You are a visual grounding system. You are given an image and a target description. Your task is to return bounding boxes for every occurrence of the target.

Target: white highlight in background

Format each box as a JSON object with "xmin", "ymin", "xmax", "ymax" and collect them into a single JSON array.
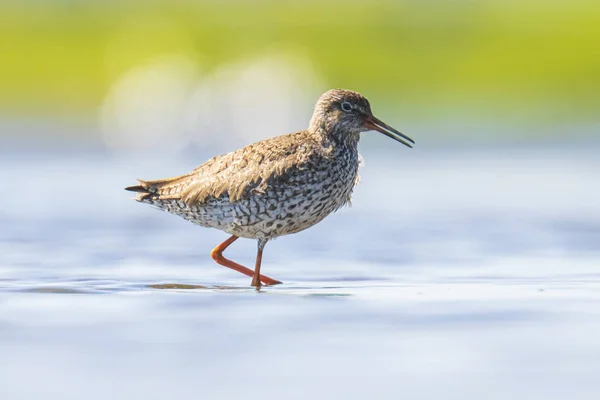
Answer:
[{"xmin": 99, "ymin": 50, "xmax": 323, "ymax": 154}]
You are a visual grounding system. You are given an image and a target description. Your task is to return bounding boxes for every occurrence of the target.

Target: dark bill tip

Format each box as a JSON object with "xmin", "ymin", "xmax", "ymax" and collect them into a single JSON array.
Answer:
[{"xmin": 364, "ymin": 116, "xmax": 414, "ymax": 148}]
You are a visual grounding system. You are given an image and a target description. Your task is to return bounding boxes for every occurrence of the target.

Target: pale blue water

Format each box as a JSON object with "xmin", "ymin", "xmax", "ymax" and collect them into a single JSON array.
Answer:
[{"xmin": 1, "ymin": 145, "xmax": 600, "ymax": 399}]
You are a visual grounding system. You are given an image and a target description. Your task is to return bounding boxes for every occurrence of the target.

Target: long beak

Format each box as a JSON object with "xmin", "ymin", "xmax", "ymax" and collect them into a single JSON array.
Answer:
[{"xmin": 364, "ymin": 115, "xmax": 414, "ymax": 148}]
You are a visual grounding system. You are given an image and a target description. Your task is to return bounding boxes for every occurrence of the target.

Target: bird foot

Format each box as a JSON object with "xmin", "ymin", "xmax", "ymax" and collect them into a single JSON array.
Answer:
[
  {"xmin": 256, "ymin": 277, "xmax": 282, "ymax": 287},
  {"xmin": 251, "ymin": 275, "xmax": 262, "ymax": 289}
]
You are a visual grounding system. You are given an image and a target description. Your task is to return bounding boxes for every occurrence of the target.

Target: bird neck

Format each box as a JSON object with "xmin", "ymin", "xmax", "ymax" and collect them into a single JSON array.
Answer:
[{"xmin": 309, "ymin": 119, "xmax": 360, "ymax": 150}]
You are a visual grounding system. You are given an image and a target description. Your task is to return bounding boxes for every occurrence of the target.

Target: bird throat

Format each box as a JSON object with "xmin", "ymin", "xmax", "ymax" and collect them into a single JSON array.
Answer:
[{"xmin": 312, "ymin": 122, "xmax": 360, "ymax": 151}]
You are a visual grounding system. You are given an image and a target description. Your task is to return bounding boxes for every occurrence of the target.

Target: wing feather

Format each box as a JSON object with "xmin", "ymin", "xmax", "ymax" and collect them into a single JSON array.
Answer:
[{"xmin": 130, "ymin": 130, "xmax": 325, "ymax": 206}]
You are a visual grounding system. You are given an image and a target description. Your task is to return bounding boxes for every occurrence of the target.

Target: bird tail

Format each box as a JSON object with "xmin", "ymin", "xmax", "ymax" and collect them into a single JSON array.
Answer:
[
  {"xmin": 124, "ymin": 184, "xmax": 147, "ymax": 193},
  {"xmin": 125, "ymin": 176, "xmax": 192, "ymax": 202},
  {"xmin": 124, "ymin": 180, "xmax": 155, "ymax": 202}
]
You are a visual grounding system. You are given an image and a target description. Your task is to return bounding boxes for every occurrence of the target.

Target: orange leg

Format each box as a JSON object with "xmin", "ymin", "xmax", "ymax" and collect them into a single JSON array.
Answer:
[
  {"xmin": 251, "ymin": 239, "xmax": 267, "ymax": 288},
  {"xmin": 210, "ymin": 235, "xmax": 281, "ymax": 286}
]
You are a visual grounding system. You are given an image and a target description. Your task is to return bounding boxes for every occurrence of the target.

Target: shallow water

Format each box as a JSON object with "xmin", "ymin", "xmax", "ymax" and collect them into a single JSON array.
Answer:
[{"xmin": 1, "ymin": 145, "xmax": 600, "ymax": 399}]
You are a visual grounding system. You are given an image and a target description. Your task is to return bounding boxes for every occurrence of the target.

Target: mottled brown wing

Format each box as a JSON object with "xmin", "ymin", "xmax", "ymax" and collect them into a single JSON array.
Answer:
[
  {"xmin": 180, "ymin": 131, "xmax": 319, "ymax": 205},
  {"xmin": 130, "ymin": 131, "xmax": 320, "ymax": 206}
]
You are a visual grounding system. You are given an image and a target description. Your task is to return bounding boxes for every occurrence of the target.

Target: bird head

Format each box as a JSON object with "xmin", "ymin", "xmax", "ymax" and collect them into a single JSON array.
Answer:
[{"xmin": 310, "ymin": 89, "xmax": 414, "ymax": 148}]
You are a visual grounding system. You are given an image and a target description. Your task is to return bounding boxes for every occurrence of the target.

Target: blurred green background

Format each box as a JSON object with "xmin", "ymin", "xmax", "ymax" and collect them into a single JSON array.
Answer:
[{"xmin": 1, "ymin": 0, "xmax": 599, "ymax": 144}]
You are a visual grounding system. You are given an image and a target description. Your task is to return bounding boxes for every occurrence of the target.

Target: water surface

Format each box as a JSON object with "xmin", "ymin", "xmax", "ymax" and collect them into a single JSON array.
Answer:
[{"xmin": 1, "ymin": 146, "xmax": 599, "ymax": 399}]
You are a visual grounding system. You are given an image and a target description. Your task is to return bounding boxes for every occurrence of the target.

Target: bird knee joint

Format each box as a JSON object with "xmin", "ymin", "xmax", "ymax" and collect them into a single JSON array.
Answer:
[{"xmin": 210, "ymin": 248, "xmax": 221, "ymax": 261}]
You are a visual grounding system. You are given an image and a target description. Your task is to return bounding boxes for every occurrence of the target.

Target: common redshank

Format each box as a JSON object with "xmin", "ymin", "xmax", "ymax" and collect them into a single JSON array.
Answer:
[{"xmin": 125, "ymin": 89, "xmax": 414, "ymax": 288}]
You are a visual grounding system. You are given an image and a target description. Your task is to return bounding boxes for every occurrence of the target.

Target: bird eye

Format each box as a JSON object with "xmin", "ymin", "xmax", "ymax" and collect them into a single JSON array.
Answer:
[{"xmin": 341, "ymin": 102, "xmax": 353, "ymax": 112}]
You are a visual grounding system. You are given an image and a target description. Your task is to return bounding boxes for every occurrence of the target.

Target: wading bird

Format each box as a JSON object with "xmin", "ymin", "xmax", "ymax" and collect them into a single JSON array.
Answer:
[{"xmin": 126, "ymin": 89, "xmax": 414, "ymax": 288}]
